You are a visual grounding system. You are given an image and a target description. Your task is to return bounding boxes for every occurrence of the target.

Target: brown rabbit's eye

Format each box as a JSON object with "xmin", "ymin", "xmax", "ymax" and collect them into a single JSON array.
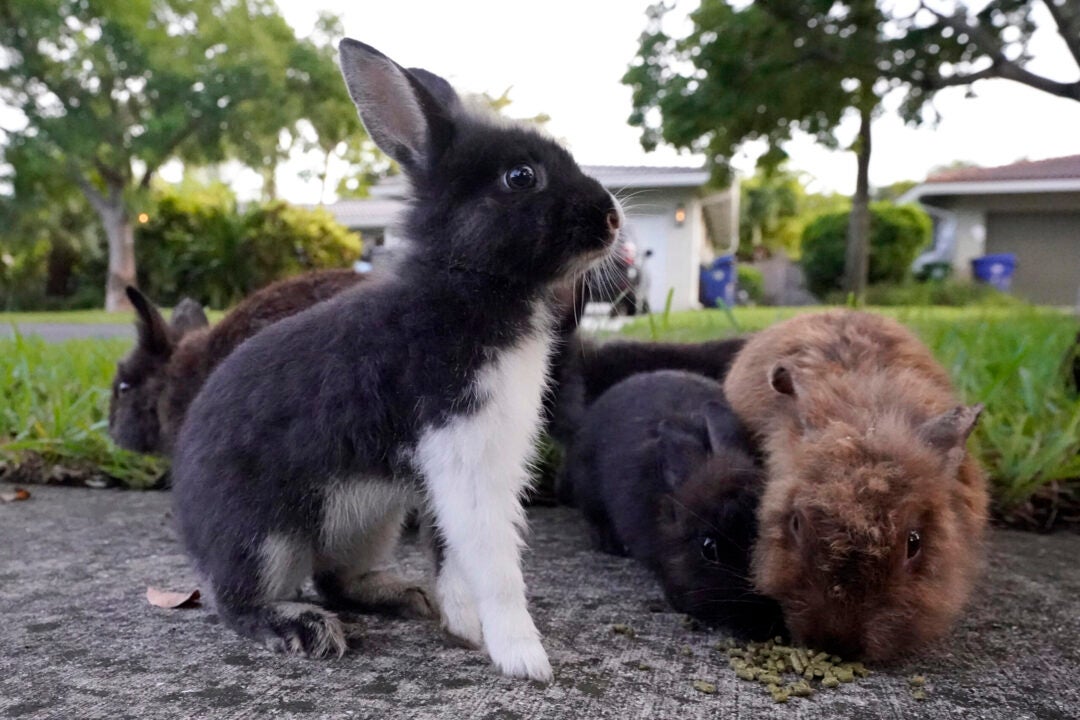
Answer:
[
  {"xmin": 700, "ymin": 536, "xmax": 720, "ymax": 564},
  {"xmin": 907, "ymin": 530, "xmax": 922, "ymax": 559},
  {"xmin": 504, "ymin": 164, "xmax": 536, "ymax": 191}
]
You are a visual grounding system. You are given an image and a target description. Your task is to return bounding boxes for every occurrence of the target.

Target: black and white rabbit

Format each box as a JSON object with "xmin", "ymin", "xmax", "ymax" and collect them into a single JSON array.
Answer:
[
  {"xmin": 563, "ymin": 370, "xmax": 783, "ymax": 638},
  {"xmin": 170, "ymin": 39, "xmax": 622, "ymax": 682}
]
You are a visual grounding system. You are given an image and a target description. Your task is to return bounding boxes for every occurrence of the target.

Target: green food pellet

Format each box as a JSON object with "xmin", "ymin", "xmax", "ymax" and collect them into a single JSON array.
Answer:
[
  {"xmin": 812, "ymin": 651, "xmax": 830, "ymax": 664},
  {"xmin": 909, "ymin": 675, "xmax": 926, "ymax": 687},
  {"xmin": 693, "ymin": 680, "xmax": 717, "ymax": 694},
  {"xmin": 680, "ymin": 645, "xmax": 694, "ymax": 657},
  {"xmin": 822, "ymin": 676, "xmax": 840, "ymax": 689},
  {"xmin": 912, "ymin": 689, "xmax": 927, "ymax": 701},
  {"xmin": 835, "ymin": 667, "xmax": 855, "ymax": 683},
  {"xmin": 757, "ymin": 672, "xmax": 782, "ymax": 685},
  {"xmin": 736, "ymin": 668, "xmax": 757, "ymax": 681},
  {"xmin": 611, "ymin": 624, "xmax": 635, "ymax": 638},
  {"xmin": 637, "ymin": 663, "xmax": 651, "ymax": 671},
  {"xmin": 791, "ymin": 681, "xmax": 814, "ymax": 697},
  {"xmin": 771, "ymin": 690, "xmax": 790, "ymax": 703}
]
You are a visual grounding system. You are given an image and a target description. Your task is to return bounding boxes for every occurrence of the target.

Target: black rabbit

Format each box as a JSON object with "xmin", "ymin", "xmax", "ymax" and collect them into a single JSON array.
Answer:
[
  {"xmin": 563, "ymin": 370, "xmax": 783, "ymax": 638},
  {"xmin": 170, "ymin": 40, "xmax": 622, "ymax": 682}
]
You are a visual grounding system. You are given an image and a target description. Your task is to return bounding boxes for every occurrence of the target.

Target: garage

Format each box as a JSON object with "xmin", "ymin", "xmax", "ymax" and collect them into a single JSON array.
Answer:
[{"xmin": 986, "ymin": 212, "xmax": 1080, "ymax": 306}]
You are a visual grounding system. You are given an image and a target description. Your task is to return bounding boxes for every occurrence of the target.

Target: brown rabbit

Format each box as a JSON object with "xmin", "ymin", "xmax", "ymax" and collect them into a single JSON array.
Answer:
[
  {"xmin": 723, "ymin": 310, "xmax": 988, "ymax": 661},
  {"xmin": 110, "ymin": 268, "xmax": 367, "ymax": 455}
]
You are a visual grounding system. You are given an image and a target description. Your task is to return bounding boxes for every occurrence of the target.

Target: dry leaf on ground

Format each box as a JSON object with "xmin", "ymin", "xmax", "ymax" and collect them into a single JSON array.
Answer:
[
  {"xmin": 146, "ymin": 587, "xmax": 201, "ymax": 609},
  {"xmin": 0, "ymin": 487, "xmax": 31, "ymax": 503}
]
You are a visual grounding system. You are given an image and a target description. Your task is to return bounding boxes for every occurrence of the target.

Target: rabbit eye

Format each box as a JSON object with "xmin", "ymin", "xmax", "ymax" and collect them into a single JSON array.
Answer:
[
  {"xmin": 907, "ymin": 530, "xmax": 922, "ymax": 559},
  {"xmin": 504, "ymin": 164, "xmax": 536, "ymax": 191},
  {"xmin": 789, "ymin": 511, "xmax": 801, "ymax": 540},
  {"xmin": 700, "ymin": 535, "xmax": 720, "ymax": 564},
  {"xmin": 117, "ymin": 381, "xmax": 132, "ymax": 395}
]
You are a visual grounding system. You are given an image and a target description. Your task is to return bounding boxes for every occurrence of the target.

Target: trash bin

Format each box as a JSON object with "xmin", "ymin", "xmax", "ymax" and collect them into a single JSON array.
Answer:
[
  {"xmin": 916, "ymin": 261, "xmax": 953, "ymax": 282},
  {"xmin": 699, "ymin": 255, "xmax": 736, "ymax": 307},
  {"xmin": 970, "ymin": 253, "xmax": 1017, "ymax": 292}
]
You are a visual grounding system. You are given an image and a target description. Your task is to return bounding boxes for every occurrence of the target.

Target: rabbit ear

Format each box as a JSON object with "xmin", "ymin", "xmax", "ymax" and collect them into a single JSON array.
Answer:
[
  {"xmin": 919, "ymin": 404, "xmax": 983, "ymax": 456},
  {"xmin": 338, "ymin": 39, "xmax": 454, "ymax": 172},
  {"xmin": 407, "ymin": 67, "xmax": 460, "ymax": 111},
  {"xmin": 126, "ymin": 286, "xmax": 172, "ymax": 358},
  {"xmin": 769, "ymin": 362, "xmax": 797, "ymax": 397},
  {"xmin": 657, "ymin": 419, "xmax": 708, "ymax": 490},
  {"xmin": 170, "ymin": 298, "xmax": 208, "ymax": 337},
  {"xmin": 702, "ymin": 401, "xmax": 743, "ymax": 454}
]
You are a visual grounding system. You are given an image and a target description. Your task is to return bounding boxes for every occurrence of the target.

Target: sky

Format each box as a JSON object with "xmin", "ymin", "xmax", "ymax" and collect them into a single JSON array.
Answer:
[{"xmin": 7, "ymin": 0, "xmax": 1080, "ymax": 202}]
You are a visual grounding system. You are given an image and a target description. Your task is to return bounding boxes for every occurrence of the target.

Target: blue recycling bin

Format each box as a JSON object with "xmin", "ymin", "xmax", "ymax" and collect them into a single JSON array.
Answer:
[
  {"xmin": 970, "ymin": 253, "xmax": 1017, "ymax": 292},
  {"xmin": 700, "ymin": 254, "xmax": 736, "ymax": 307}
]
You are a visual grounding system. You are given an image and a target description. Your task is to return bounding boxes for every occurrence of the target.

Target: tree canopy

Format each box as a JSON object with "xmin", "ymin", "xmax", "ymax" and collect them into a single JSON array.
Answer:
[
  {"xmin": 0, "ymin": 0, "xmax": 369, "ymax": 309},
  {"xmin": 624, "ymin": 0, "xmax": 1080, "ymax": 299}
]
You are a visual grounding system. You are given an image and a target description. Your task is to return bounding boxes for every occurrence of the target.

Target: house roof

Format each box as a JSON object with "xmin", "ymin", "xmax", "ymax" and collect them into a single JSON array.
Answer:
[
  {"xmin": 581, "ymin": 165, "xmax": 711, "ymax": 189},
  {"xmin": 899, "ymin": 154, "xmax": 1080, "ymax": 204},
  {"xmin": 314, "ymin": 197, "xmax": 404, "ymax": 229},
  {"xmin": 927, "ymin": 155, "xmax": 1080, "ymax": 183},
  {"xmin": 367, "ymin": 164, "xmax": 709, "ymax": 198}
]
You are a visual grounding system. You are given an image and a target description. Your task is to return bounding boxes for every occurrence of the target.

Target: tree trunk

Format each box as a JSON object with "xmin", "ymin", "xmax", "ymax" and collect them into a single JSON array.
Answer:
[
  {"xmin": 100, "ymin": 199, "xmax": 136, "ymax": 312},
  {"xmin": 78, "ymin": 178, "xmax": 136, "ymax": 312},
  {"xmin": 844, "ymin": 104, "xmax": 872, "ymax": 303}
]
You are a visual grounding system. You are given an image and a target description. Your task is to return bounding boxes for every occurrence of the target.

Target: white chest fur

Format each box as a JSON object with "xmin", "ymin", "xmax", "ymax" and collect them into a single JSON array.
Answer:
[
  {"xmin": 411, "ymin": 304, "xmax": 556, "ymax": 681},
  {"xmin": 415, "ymin": 307, "xmax": 554, "ymax": 501}
]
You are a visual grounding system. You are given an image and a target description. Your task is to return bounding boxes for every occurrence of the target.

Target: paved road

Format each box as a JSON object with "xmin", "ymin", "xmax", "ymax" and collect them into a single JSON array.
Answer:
[
  {"xmin": 0, "ymin": 323, "xmax": 132, "ymax": 342},
  {"xmin": 1, "ymin": 484, "xmax": 1077, "ymax": 719}
]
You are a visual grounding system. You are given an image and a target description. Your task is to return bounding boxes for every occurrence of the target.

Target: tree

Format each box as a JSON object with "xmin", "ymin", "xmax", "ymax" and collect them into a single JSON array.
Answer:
[
  {"xmin": 739, "ymin": 166, "xmax": 805, "ymax": 258},
  {"xmin": 624, "ymin": 0, "xmax": 884, "ymax": 300},
  {"xmin": 891, "ymin": 0, "xmax": 1080, "ymax": 117},
  {"xmin": 0, "ymin": 0, "xmax": 323, "ymax": 310},
  {"xmin": 624, "ymin": 0, "xmax": 1080, "ymax": 301}
]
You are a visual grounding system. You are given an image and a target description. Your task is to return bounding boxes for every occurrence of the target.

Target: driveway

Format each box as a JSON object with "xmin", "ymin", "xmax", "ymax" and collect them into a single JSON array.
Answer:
[{"xmin": 1, "ymin": 484, "xmax": 1077, "ymax": 719}]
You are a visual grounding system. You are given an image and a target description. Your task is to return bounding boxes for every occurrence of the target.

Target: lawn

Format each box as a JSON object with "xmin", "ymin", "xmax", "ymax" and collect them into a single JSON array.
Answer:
[
  {"xmin": 0, "ymin": 308, "xmax": 225, "ymax": 325},
  {"xmin": 623, "ymin": 305, "xmax": 1080, "ymax": 529},
  {"xmin": 0, "ymin": 333, "xmax": 165, "ymax": 488},
  {"xmin": 2, "ymin": 305, "xmax": 1078, "ymax": 529}
]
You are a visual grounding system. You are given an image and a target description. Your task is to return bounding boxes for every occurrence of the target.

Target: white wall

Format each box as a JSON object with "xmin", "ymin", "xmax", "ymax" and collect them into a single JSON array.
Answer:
[{"xmin": 623, "ymin": 187, "xmax": 703, "ymax": 311}]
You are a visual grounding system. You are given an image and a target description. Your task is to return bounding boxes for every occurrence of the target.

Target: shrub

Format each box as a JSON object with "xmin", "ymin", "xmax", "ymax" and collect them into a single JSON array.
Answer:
[
  {"xmin": 137, "ymin": 184, "xmax": 361, "ymax": 308},
  {"xmin": 736, "ymin": 265, "xmax": 765, "ymax": 304},
  {"xmin": 800, "ymin": 202, "xmax": 931, "ymax": 297},
  {"xmin": 849, "ymin": 279, "xmax": 1024, "ymax": 307}
]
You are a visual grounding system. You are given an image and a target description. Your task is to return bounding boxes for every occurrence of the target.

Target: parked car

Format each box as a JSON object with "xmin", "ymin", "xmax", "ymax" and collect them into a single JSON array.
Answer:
[{"xmin": 583, "ymin": 235, "xmax": 651, "ymax": 316}]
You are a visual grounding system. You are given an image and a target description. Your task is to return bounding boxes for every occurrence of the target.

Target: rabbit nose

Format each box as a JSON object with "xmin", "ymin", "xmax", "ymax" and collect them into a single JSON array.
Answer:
[{"xmin": 606, "ymin": 210, "xmax": 620, "ymax": 232}]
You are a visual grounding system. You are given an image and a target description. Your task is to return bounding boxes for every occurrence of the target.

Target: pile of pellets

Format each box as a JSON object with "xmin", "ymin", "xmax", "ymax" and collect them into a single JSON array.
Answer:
[{"xmin": 720, "ymin": 638, "xmax": 872, "ymax": 703}]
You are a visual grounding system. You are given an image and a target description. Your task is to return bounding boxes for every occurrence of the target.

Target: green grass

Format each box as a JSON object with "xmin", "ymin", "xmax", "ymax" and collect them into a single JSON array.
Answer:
[
  {"xmin": 622, "ymin": 305, "xmax": 1080, "ymax": 528},
  {"xmin": 2, "ymin": 306, "xmax": 1078, "ymax": 528},
  {"xmin": 0, "ymin": 309, "xmax": 225, "ymax": 324},
  {"xmin": 0, "ymin": 332, "xmax": 164, "ymax": 488}
]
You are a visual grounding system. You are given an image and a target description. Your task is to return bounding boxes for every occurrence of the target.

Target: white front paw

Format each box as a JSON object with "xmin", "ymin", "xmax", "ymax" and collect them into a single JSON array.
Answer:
[
  {"xmin": 441, "ymin": 600, "xmax": 483, "ymax": 649},
  {"xmin": 487, "ymin": 635, "xmax": 553, "ymax": 683},
  {"xmin": 437, "ymin": 573, "xmax": 483, "ymax": 649}
]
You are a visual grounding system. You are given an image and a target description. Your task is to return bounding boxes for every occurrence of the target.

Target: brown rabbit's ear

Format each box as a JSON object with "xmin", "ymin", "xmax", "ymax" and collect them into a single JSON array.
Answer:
[
  {"xmin": 769, "ymin": 362, "xmax": 798, "ymax": 397},
  {"xmin": 918, "ymin": 404, "xmax": 984, "ymax": 466},
  {"xmin": 170, "ymin": 298, "xmax": 209, "ymax": 337},
  {"xmin": 126, "ymin": 286, "xmax": 172, "ymax": 358}
]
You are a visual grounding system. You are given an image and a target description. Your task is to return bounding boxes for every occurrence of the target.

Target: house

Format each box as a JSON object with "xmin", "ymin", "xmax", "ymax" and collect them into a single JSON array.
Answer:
[
  {"xmin": 320, "ymin": 165, "xmax": 735, "ymax": 312},
  {"xmin": 900, "ymin": 155, "xmax": 1080, "ymax": 306}
]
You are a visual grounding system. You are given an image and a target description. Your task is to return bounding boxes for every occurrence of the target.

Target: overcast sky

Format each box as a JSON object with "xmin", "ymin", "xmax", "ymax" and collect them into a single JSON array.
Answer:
[
  {"xmin": 263, "ymin": 0, "xmax": 1080, "ymax": 201},
  {"xmin": 7, "ymin": 0, "xmax": 1080, "ymax": 202}
]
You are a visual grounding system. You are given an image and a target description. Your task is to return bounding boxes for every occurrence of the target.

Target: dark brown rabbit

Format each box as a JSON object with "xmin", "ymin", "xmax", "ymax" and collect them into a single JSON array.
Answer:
[
  {"xmin": 109, "ymin": 269, "xmax": 366, "ymax": 455},
  {"xmin": 723, "ymin": 310, "xmax": 988, "ymax": 661}
]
